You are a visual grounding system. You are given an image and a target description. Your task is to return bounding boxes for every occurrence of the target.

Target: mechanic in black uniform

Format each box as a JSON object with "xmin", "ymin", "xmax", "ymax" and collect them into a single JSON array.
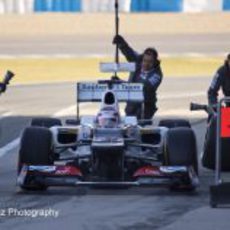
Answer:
[
  {"xmin": 208, "ymin": 53, "xmax": 230, "ymax": 107},
  {"xmin": 113, "ymin": 35, "xmax": 163, "ymax": 119}
]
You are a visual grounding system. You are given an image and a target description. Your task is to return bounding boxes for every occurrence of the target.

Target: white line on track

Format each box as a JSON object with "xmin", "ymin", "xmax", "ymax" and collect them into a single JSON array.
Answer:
[
  {"xmin": 53, "ymin": 105, "xmax": 77, "ymax": 118},
  {"xmin": 159, "ymin": 91, "xmax": 205, "ymax": 99},
  {"xmin": 157, "ymin": 109, "xmax": 205, "ymax": 117},
  {"xmin": 0, "ymin": 138, "xmax": 20, "ymax": 158},
  {"xmin": 0, "ymin": 112, "xmax": 13, "ymax": 120},
  {"xmin": 0, "ymin": 106, "xmax": 78, "ymax": 158},
  {"xmin": 0, "ymin": 112, "xmax": 15, "ymax": 157}
]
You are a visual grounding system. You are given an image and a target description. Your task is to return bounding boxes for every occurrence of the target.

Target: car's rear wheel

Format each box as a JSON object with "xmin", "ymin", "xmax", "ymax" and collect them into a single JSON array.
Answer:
[
  {"xmin": 159, "ymin": 119, "xmax": 191, "ymax": 128},
  {"xmin": 18, "ymin": 127, "xmax": 53, "ymax": 191},
  {"xmin": 31, "ymin": 117, "xmax": 62, "ymax": 128}
]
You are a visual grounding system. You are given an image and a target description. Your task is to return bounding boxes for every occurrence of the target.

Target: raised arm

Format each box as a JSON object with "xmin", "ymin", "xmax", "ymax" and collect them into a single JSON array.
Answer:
[{"xmin": 113, "ymin": 35, "xmax": 139, "ymax": 62}]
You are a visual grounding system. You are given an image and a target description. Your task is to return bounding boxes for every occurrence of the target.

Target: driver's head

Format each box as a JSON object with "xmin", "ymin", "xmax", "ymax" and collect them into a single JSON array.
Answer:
[
  {"xmin": 97, "ymin": 110, "xmax": 118, "ymax": 128},
  {"xmin": 142, "ymin": 48, "xmax": 159, "ymax": 72}
]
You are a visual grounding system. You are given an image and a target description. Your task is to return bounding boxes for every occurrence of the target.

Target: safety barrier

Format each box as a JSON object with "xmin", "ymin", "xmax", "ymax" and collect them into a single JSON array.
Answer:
[
  {"xmin": 34, "ymin": 0, "xmax": 81, "ymax": 12},
  {"xmin": 131, "ymin": 0, "xmax": 183, "ymax": 12},
  {"xmin": 223, "ymin": 0, "xmax": 230, "ymax": 10},
  {"xmin": 0, "ymin": 0, "xmax": 229, "ymax": 14}
]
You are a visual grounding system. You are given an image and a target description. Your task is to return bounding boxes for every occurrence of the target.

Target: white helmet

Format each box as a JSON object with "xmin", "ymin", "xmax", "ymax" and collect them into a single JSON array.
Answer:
[{"xmin": 97, "ymin": 109, "xmax": 119, "ymax": 128}]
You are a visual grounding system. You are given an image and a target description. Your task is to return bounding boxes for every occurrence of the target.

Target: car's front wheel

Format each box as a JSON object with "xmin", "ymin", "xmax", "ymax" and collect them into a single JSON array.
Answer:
[
  {"xmin": 18, "ymin": 127, "xmax": 53, "ymax": 191},
  {"xmin": 164, "ymin": 127, "xmax": 198, "ymax": 173},
  {"xmin": 164, "ymin": 127, "xmax": 198, "ymax": 191}
]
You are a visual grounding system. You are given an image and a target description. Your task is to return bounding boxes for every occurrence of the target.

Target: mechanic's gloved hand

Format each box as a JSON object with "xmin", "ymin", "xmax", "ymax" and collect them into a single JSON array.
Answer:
[
  {"xmin": 4, "ymin": 70, "xmax": 14, "ymax": 85},
  {"xmin": 111, "ymin": 75, "xmax": 121, "ymax": 81},
  {"xmin": 0, "ymin": 83, "xmax": 6, "ymax": 93},
  {"xmin": 112, "ymin": 35, "xmax": 126, "ymax": 46}
]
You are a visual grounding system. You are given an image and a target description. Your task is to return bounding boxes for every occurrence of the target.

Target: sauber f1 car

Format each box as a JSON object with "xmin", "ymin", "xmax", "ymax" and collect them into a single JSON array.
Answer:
[
  {"xmin": 17, "ymin": 80, "xmax": 199, "ymax": 191},
  {"xmin": 17, "ymin": 0, "xmax": 198, "ymax": 192}
]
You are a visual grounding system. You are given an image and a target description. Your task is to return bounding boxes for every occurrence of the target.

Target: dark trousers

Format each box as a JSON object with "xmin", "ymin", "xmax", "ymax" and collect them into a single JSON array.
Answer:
[{"xmin": 125, "ymin": 102, "xmax": 157, "ymax": 119}]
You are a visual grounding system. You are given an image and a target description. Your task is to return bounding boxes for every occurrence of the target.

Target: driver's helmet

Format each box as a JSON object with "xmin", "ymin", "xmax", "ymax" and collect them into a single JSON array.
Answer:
[{"xmin": 97, "ymin": 108, "xmax": 119, "ymax": 128}]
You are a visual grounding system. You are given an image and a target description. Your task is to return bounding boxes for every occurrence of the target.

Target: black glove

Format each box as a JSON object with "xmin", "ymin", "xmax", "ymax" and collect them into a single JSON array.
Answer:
[
  {"xmin": 111, "ymin": 75, "xmax": 120, "ymax": 81},
  {"xmin": 111, "ymin": 76, "xmax": 125, "ymax": 83},
  {"xmin": 4, "ymin": 70, "xmax": 14, "ymax": 85},
  {"xmin": 0, "ymin": 83, "xmax": 6, "ymax": 93},
  {"xmin": 112, "ymin": 35, "xmax": 126, "ymax": 46}
]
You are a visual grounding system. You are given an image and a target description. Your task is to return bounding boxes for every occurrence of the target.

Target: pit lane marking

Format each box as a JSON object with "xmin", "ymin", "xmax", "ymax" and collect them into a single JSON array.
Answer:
[
  {"xmin": 53, "ymin": 105, "xmax": 77, "ymax": 117},
  {"xmin": 0, "ymin": 112, "xmax": 13, "ymax": 120},
  {"xmin": 157, "ymin": 109, "xmax": 205, "ymax": 117},
  {"xmin": 159, "ymin": 91, "xmax": 205, "ymax": 99},
  {"xmin": 0, "ymin": 106, "xmax": 78, "ymax": 158},
  {"xmin": 0, "ymin": 138, "xmax": 20, "ymax": 158}
]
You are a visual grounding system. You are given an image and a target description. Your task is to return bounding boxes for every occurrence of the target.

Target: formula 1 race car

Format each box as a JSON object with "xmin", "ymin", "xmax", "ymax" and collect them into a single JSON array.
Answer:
[{"xmin": 17, "ymin": 80, "xmax": 199, "ymax": 191}]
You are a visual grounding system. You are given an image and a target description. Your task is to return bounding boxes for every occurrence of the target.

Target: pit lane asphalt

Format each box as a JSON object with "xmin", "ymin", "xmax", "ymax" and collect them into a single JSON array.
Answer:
[{"xmin": 0, "ymin": 77, "xmax": 226, "ymax": 230}]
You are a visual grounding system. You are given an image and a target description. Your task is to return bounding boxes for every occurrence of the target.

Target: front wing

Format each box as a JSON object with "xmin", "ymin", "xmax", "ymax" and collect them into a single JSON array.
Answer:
[{"xmin": 17, "ymin": 165, "xmax": 199, "ymax": 190}]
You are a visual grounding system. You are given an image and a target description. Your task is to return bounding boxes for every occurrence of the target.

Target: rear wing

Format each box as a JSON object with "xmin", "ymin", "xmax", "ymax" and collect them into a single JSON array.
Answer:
[
  {"xmin": 100, "ymin": 62, "xmax": 136, "ymax": 73},
  {"xmin": 76, "ymin": 82, "xmax": 144, "ymax": 118}
]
